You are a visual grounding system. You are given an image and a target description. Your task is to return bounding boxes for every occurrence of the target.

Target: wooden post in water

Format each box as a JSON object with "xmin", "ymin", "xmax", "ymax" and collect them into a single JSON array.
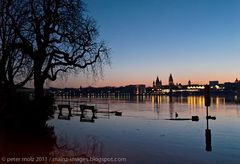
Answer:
[
  {"xmin": 204, "ymin": 85, "xmax": 212, "ymax": 151},
  {"xmin": 108, "ymin": 103, "xmax": 110, "ymax": 119}
]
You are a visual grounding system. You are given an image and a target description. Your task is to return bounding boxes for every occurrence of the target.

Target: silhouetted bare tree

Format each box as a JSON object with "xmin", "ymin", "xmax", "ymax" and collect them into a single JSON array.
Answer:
[
  {"xmin": 0, "ymin": 0, "xmax": 33, "ymax": 89},
  {"xmin": 5, "ymin": 0, "xmax": 110, "ymax": 99}
]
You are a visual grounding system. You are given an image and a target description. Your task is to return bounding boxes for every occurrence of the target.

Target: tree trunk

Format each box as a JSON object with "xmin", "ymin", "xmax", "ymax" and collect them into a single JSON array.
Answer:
[
  {"xmin": 0, "ymin": 52, "xmax": 8, "ymax": 86},
  {"xmin": 34, "ymin": 77, "xmax": 44, "ymax": 100},
  {"xmin": 34, "ymin": 60, "xmax": 44, "ymax": 100}
]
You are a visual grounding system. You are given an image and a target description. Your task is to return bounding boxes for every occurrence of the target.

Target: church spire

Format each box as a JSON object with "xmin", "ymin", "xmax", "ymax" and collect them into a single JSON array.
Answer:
[
  {"xmin": 169, "ymin": 73, "xmax": 174, "ymax": 86},
  {"xmin": 156, "ymin": 76, "xmax": 160, "ymax": 84}
]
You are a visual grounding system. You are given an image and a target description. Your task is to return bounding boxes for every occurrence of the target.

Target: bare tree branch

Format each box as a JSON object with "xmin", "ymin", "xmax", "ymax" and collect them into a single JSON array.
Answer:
[{"xmin": 1, "ymin": 0, "xmax": 110, "ymax": 98}]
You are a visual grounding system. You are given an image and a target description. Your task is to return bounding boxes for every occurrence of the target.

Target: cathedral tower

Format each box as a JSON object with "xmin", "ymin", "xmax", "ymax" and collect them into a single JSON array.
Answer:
[{"xmin": 169, "ymin": 74, "xmax": 174, "ymax": 86}]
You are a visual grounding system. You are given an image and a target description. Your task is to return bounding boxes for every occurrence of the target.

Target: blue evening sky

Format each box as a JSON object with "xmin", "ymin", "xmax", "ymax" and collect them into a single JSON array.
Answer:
[{"xmin": 51, "ymin": 0, "xmax": 240, "ymax": 88}]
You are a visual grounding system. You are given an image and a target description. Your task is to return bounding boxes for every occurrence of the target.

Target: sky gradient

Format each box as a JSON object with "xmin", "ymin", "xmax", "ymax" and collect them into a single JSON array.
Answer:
[{"xmin": 50, "ymin": 0, "xmax": 240, "ymax": 88}]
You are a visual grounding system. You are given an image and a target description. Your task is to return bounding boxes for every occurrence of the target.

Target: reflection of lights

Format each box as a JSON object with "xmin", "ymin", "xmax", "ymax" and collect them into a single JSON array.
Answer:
[
  {"xmin": 149, "ymin": 96, "xmax": 226, "ymax": 109},
  {"xmin": 187, "ymin": 96, "xmax": 204, "ymax": 108},
  {"xmin": 199, "ymin": 96, "xmax": 204, "ymax": 107},
  {"xmin": 216, "ymin": 97, "xmax": 219, "ymax": 107},
  {"xmin": 151, "ymin": 96, "xmax": 155, "ymax": 104},
  {"xmin": 150, "ymin": 95, "xmax": 163, "ymax": 105}
]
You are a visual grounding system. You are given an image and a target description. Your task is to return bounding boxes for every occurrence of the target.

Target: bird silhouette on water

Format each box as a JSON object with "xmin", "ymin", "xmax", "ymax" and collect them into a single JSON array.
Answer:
[{"xmin": 175, "ymin": 112, "xmax": 178, "ymax": 118}]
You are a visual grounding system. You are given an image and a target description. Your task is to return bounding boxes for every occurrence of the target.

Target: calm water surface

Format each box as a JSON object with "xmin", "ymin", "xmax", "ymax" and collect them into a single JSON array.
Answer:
[
  {"xmin": 47, "ymin": 96, "xmax": 240, "ymax": 163},
  {"xmin": 1, "ymin": 96, "xmax": 240, "ymax": 163}
]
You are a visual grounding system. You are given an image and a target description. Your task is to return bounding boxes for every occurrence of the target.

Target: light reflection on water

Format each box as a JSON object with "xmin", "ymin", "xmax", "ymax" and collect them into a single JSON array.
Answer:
[
  {"xmin": 1, "ymin": 95, "xmax": 240, "ymax": 163},
  {"xmin": 47, "ymin": 96, "xmax": 240, "ymax": 163}
]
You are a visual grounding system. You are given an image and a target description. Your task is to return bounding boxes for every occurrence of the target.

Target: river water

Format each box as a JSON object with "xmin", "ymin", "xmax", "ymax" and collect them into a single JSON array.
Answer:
[
  {"xmin": 47, "ymin": 96, "xmax": 240, "ymax": 163},
  {"xmin": 1, "ymin": 95, "xmax": 240, "ymax": 163}
]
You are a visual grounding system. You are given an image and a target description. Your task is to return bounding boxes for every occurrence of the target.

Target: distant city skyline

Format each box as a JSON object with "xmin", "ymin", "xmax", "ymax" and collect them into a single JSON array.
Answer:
[
  {"xmin": 48, "ymin": 72, "xmax": 240, "ymax": 88},
  {"xmin": 49, "ymin": 0, "xmax": 240, "ymax": 88}
]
